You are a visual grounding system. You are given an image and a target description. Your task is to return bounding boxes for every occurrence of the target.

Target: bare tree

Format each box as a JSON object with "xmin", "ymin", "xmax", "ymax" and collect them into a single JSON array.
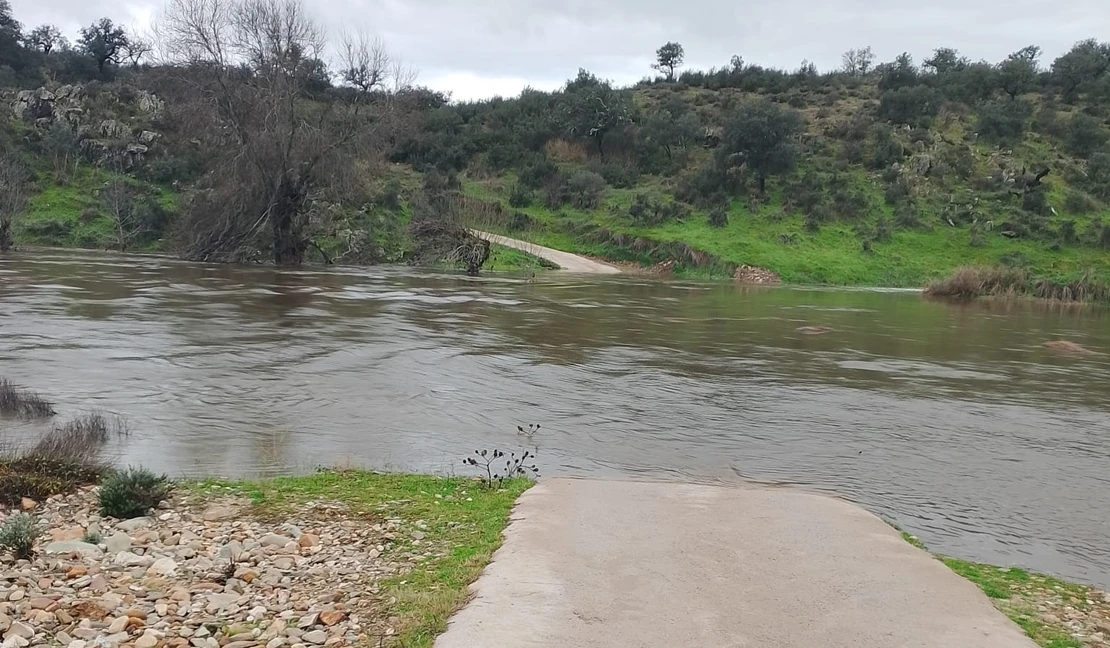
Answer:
[
  {"xmin": 124, "ymin": 25, "xmax": 154, "ymax": 67},
  {"xmin": 156, "ymin": 0, "xmax": 396, "ymax": 265},
  {"xmin": 100, "ymin": 178, "xmax": 146, "ymax": 251},
  {"xmin": 0, "ymin": 156, "xmax": 29, "ymax": 252},
  {"xmin": 842, "ymin": 47, "xmax": 875, "ymax": 76}
]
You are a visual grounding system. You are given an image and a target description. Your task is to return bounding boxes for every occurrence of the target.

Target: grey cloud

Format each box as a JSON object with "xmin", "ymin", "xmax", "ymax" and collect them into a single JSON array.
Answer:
[{"xmin": 10, "ymin": 0, "xmax": 1110, "ymax": 100}]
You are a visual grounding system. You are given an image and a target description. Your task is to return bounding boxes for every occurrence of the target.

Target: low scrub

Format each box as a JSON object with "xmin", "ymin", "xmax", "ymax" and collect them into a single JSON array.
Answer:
[
  {"xmin": 99, "ymin": 468, "xmax": 172, "ymax": 519},
  {"xmin": 0, "ymin": 512, "xmax": 41, "ymax": 560},
  {"xmin": 0, "ymin": 378, "xmax": 55, "ymax": 418}
]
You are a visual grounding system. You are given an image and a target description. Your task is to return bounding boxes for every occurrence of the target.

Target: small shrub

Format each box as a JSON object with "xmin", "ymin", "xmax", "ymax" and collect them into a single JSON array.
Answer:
[
  {"xmin": 627, "ymin": 194, "xmax": 691, "ymax": 226},
  {"xmin": 595, "ymin": 161, "xmax": 640, "ymax": 189},
  {"xmin": 99, "ymin": 468, "xmax": 171, "ymax": 519},
  {"xmin": 874, "ymin": 217, "xmax": 893, "ymax": 243},
  {"xmin": 83, "ymin": 529, "xmax": 102, "ymax": 544},
  {"xmin": 0, "ymin": 379, "xmax": 55, "ymax": 418},
  {"xmin": 924, "ymin": 266, "xmax": 1028, "ymax": 299},
  {"xmin": 708, "ymin": 204, "xmax": 729, "ymax": 228},
  {"xmin": 31, "ymin": 412, "xmax": 128, "ymax": 464},
  {"xmin": 0, "ymin": 513, "xmax": 41, "ymax": 560},
  {"xmin": 1064, "ymin": 189, "xmax": 1098, "ymax": 214},
  {"xmin": 562, "ymin": 171, "xmax": 607, "ymax": 209},
  {"xmin": 517, "ymin": 156, "xmax": 558, "ymax": 190},
  {"xmin": 507, "ymin": 183, "xmax": 531, "ymax": 208},
  {"xmin": 507, "ymin": 211, "xmax": 534, "ymax": 231}
]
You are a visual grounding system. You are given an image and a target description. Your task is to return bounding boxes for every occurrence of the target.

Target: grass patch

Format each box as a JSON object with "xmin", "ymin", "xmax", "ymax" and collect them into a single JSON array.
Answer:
[
  {"xmin": 484, "ymin": 244, "xmax": 558, "ymax": 273},
  {"xmin": 899, "ymin": 534, "xmax": 1100, "ymax": 648},
  {"xmin": 926, "ymin": 266, "xmax": 1110, "ymax": 303},
  {"xmin": 195, "ymin": 470, "xmax": 530, "ymax": 648}
]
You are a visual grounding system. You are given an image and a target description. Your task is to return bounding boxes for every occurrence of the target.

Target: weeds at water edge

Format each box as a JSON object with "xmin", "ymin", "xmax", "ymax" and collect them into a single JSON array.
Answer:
[{"xmin": 0, "ymin": 378, "xmax": 55, "ymax": 418}]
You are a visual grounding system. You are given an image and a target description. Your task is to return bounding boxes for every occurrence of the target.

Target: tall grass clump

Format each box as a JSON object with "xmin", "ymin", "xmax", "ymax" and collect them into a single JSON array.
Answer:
[
  {"xmin": 0, "ymin": 411, "xmax": 126, "ymax": 505},
  {"xmin": 924, "ymin": 266, "xmax": 1029, "ymax": 299},
  {"xmin": 0, "ymin": 378, "xmax": 55, "ymax": 418},
  {"xmin": 926, "ymin": 266, "xmax": 1110, "ymax": 303}
]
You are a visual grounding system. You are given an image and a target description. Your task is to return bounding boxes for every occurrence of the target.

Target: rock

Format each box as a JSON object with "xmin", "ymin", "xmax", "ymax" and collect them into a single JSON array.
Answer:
[
  {"xmin": 66, "ymin": 565, "xmax": 88, "ymax": 579},
  {"xmin": 135, "ymin": 632, "xmax": 160, "ymax": 648},
  {"xmin": 411, "ymin": 531, "xmax": 424, "ymax": 540},
  {"xmin": 318, "ymin": 612, "xmax": 344, "ymax": 627},
  {"xmin": 169, "ymin": 588, "xmax": 190, "ymax": 602},
  {"xmin": 115, "ymin": 551, "xmax": 154, "ymax": 567},
  {"xmin": 296, "ymin": 613, "xmax": 319, "ymax": 629},
  {"xmin": 43, "ymin": 541, "xmax": 103, "ymax": 558},
  {"xmin": 105, "ymin": 532, "xmax": 132, "ymax": 554},
  {"xmin": 280, "ymin": 524, "xmax": 302, "ymax": 539},
  {"xmin": 272, "ymin": 557, "xmax": 295, "ymax": 570},
  {"xmin": 56, "ymin": 610, "xmax": 73, "ymax": 624},
  {"xmin": 68, "ymin": 641, "xmax": 87, "ymax": 648},
  {"xmin": 296, "ymin": 535, "xmax": 318, "ymax": 549},
  {"xmin": 224, "ymin": 642, "xmax": 257, "ymax": 648},
  {"xmin": 117, "ymin": 517, "xmax": 152, "ymax": 532},
  {"xmin": 147, "ymin": 558, "xmax": 177, "ymax": 577},
  {"xmin": 5, "ymin": 622, "xmax": 33, "ymax": 639},
  {"xmin": 218, "ymin": 541, "xmax": 243, "ymax": 562},
  {"xmin": 0, "ymin": 615, "xmax": 9, "ymax": 633},
  {"xmin": 206, "ymin": 593, "xmax": 239, "ymax": 611},
  {"xmin": 19, "ymin": 498, "xmax": 36, "ymax": 511},
  {"xmin": 265, "ymin": 639, "xmax": 285, "ymax": 648},
  {"xmin": 7, "ymin": 591, "xmax": 24, "ymax": 603},
  {"xmin": 107, "ymin": 617, "xmax": 130, "ymax": 634},
  {"xmin": 261, "ymin": 534, "xmax": 289, "ymax": 548},
  {"xmin": 28, "ymin": 597, "xmax": 54, "ymax": 610},
  {"xmin": 69, "ymin": 601, "xmax": 110, "ymax": 621},
  {"xmin": 2, "ymin": 635, "xmax": 27, "ymax": 648},
  {"xmin": 123, "ymin": 608, "xmax": 148, "ymax": 620},
  {"xmin": 138, "ymin": 131, "xmax": 160, "ymax": 145},
  {"xmin": 300, "ymin": 632, "xmax": 326, "ymax": 646}
]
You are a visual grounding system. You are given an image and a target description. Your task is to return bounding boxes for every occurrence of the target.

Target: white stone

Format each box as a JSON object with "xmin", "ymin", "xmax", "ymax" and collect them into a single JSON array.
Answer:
[
  {"xmin": 300, "ymin": 631, "xmax": 326, "ymax": 646},
  {"xmin": 43, "ymin": 541, "xmax": 103, "ymax": 557},
  {"xmin": 114, "ymin": 552, "xmax": 153, "ymax": 568},
  {"xmin": 104, "ymin": 532, "xmax": 131, "ymax": 554},
  {"xmin": 260, "ymin": 534, "xmax": 289, "ymax": 548},
  {"xmin": 147, "ymin": 558, "xmax": 177, "ymax": 576},
  {"xmin": 117, "ymin": 517, "xmax": 152, "ymax": 531}
]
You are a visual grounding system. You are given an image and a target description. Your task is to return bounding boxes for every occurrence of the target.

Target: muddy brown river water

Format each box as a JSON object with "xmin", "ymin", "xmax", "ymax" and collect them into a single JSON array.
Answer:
[{"xmin": 2, "ymin": 250, "xmax": 1110, "ymax": 586}]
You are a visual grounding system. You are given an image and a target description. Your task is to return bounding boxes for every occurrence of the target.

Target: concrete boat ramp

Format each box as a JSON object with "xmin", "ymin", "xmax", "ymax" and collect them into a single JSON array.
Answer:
[{"xmin": 435, "ymin": 478, "xmax": 1034, "ymax": 648}]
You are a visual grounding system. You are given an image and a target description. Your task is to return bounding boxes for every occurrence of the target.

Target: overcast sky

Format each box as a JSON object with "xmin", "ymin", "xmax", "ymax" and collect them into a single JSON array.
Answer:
[{"xmin": 9, "ymin": 0, "xmax": 1109, "ymax": 100}]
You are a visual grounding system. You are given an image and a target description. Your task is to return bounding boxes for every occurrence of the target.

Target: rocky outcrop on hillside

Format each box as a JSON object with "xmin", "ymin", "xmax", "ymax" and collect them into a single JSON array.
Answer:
[{"xmin": 5, "ymin": 85, "xmax": 163, "ymax": 170}]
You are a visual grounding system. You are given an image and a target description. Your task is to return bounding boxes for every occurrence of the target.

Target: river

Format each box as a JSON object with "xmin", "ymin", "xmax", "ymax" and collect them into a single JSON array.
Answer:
[{"xmin": 2, "ymin": 249, "xmax": 1109, "ymax": 586}]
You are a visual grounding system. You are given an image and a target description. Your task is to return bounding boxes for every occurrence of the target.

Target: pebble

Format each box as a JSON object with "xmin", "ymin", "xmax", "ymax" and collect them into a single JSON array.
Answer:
[
  {"xmin": 117, "ymin": 517, "xmax": 153, "ymax": 532},
  {"xmin": 6, "ymin": 622, "xmax": 33, "ymax": 639},
  {"xmin": 300, "ymin": 631, "xmax": 326, "ymax": 645}
]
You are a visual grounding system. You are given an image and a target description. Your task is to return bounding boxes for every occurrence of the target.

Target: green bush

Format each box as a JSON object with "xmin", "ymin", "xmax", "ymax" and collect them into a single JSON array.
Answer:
[
  {"xmin": 507, "ymin": 183, "xmax": 531, "ymax": 208},
  {"xmin": 976, "ymin": 99, "xmax": 1032, "ymax": 143},
  {"xmin": 595, "ymin": 161, "xmax": 640, "ymax": 189},
  {"xmin": 562, "ymin": 171, "xmax": 607, "ymax": 209},
  {"xmin": 878, "ymin": 86, "xmax": 942, "ymax": 126},
  {"xmin": 99, "ymin": 468, "xmax": 171, "ymax": 519},
  {"xmin": 0, "ymin": 513, "xmax": 41, "ymax": 560},
  {"xmin": 708, "ymin": 204, "xmax": 728, "ymax": 228},
  {"xmin": 1065, "ymin": 114, "xmax": 1109, "ymax": 159},
  {"xmin": 1064, "ymin": 189, "xmax": 1098, "ymax": 214}
]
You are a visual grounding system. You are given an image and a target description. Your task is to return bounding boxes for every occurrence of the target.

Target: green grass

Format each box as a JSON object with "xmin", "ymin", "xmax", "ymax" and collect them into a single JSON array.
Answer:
[
  {"xmin": 16, "ymin": 165, "xmax": 179, "ymax": 251},
  {"xmin": 485, "ymin": 244, "xmax": 558, "ymax": 273},
  {"xmin": 899, "ymin": 533, "xmax": 1094, "ymax": 648},
  {"xmin": 190, "ymin": 470, "xmax": 531, "ymax": 648}
]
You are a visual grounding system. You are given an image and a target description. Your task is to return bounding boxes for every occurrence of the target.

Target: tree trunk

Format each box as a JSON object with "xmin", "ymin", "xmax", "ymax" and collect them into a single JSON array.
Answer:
[
  {"xmin": 595, "ymin": 134, "xmax": 605, "ymax": 161},
  {"xmin": 270, "ymin": 176, "xmax": 308, "ymax": 266},
  {"xmin": 0, "ymin": 220, "xmax": 11, "ymax": 252},
  {"xmin": 758, "ymin": 174, "xmax": 767, "ymax": 196}
]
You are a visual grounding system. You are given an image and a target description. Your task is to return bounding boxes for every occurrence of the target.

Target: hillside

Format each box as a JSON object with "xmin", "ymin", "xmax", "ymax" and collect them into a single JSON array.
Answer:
[{"xmin": 1, "ymin": 1, "xmax": 1109, "ymax": 289}]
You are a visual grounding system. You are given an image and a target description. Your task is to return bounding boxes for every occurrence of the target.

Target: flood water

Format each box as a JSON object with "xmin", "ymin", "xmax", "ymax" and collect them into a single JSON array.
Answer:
[{"xmin": 2, "ymin": 249, "xmax": 1110, "ymax": 585}]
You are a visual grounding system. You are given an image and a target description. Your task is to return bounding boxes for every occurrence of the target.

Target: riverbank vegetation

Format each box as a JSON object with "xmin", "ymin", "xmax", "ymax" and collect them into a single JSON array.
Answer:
[
  {"xmin": 925, "ymin": 266, "xmax": 1110, "ymax": 302},
  {"xmin": 903, "ymin": 533, "xmax": 1110, "ymax": 648},
  {"xmin": 1, "ymin": 3, "xmax": 1109, "ymax": 283}
]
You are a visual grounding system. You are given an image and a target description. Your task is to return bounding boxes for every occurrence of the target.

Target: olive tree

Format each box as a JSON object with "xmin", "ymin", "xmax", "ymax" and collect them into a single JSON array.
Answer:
[
  {"xmin": 1052, "ymin": 39, "xmax": 1110, "ymax": 101},
  {"xmin": 78, "ymin": 18, "xmax": 129, "ymax": 73},
  {"xmin": 652, "ymin": 41, "xmax": 684, "ymax": 81},
  {"xmin": 560, "ymin": 69, "xmax": 632, "ymax": 160},
  {"xmin": 717, "ymin": 98, "xmax": 804, "ymax": 195},
  {"xmin": 25, "ymin": 24, "xmax": 66, "ymax": 54},
  {"xmin": 997, "ymin": 45, "xmax": 1041, "ymax": 99}
]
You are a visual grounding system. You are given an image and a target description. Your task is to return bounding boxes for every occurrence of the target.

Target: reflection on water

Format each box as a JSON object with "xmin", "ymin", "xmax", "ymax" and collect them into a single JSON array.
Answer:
[{"xmin": 2, "ymin": 250, "xmax": 1110, "ymax": 586}]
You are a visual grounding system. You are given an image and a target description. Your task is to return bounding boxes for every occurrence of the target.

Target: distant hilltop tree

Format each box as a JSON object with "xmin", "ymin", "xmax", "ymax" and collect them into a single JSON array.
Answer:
[{"xmin": 653, "ymin": 42, "xmax": 685, "ymax": 81}]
